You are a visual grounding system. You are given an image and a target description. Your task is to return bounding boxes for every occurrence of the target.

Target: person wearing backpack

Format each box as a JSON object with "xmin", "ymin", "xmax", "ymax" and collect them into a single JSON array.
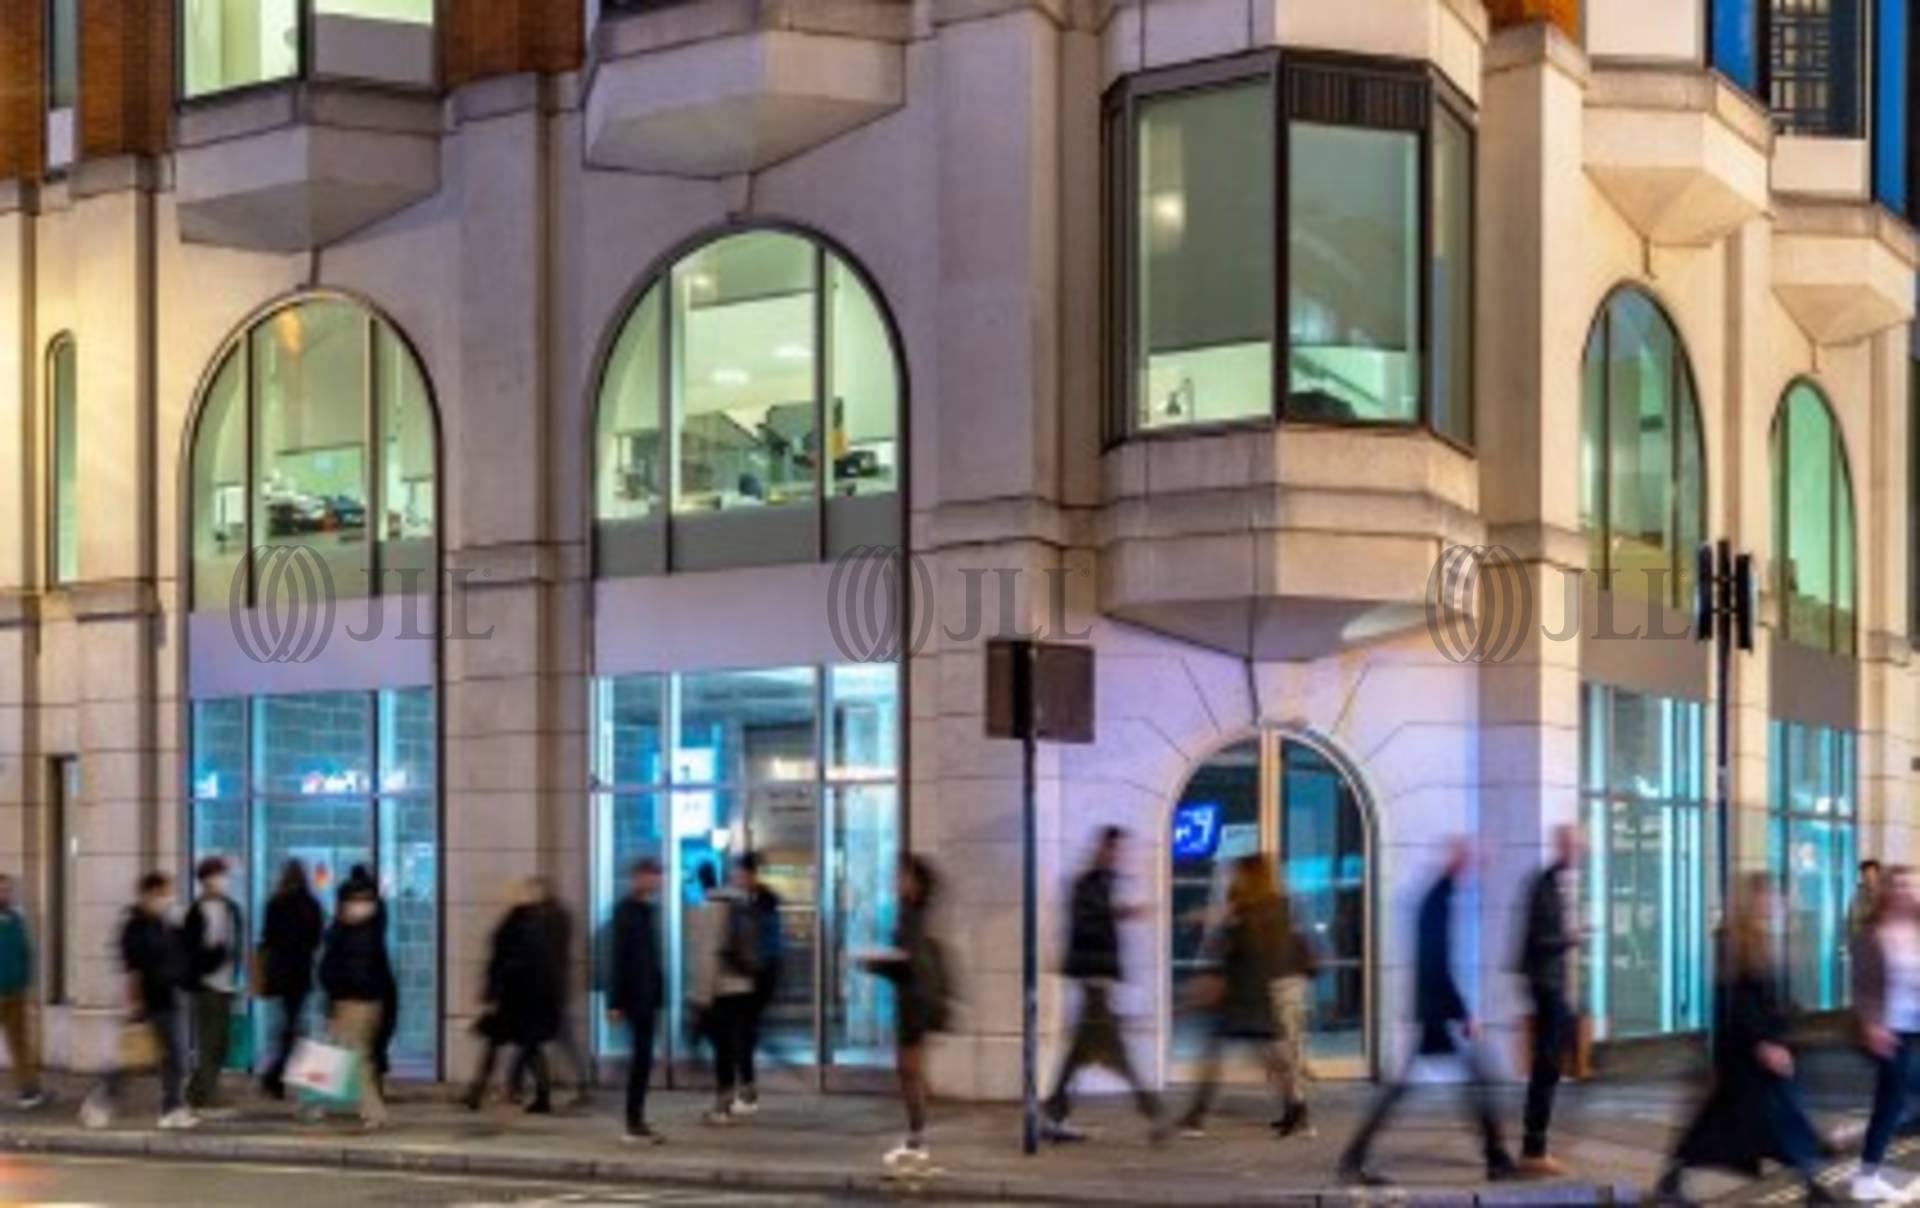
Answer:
[
  {"xmin": 734, "ymin": 853, "xmax": 784, "ymax": 1114},
  {"xmin": 684, "ymin": 861, "xmax": 756, "ymax": 1124},
  {"xmin": 863, "ymin": 855, "xmax": 952, "ymax": 1173}
]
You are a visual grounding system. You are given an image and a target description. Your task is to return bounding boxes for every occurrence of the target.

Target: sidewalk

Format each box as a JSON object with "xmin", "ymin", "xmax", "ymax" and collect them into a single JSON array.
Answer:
[{"xmin": 0, "ymin": 1066, "xmax": 1872, "ymax": 1205}]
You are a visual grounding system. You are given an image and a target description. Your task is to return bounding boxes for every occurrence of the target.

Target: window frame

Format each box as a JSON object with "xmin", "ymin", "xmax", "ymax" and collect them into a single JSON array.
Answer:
[
  {"xmin": 1770, "ymin": 377, "xmax": 1857, "ymax": 656},
  {"xmin": 1101, "ymin": 50, "xmax": 1478, "ymax": 451},
  {"xmin": 45, "ymin": 0, "xmax": 78, "ymax": 114},
  {"xmin": 45, "ymin": 333, "xmax": 77, "ymax": 588}
]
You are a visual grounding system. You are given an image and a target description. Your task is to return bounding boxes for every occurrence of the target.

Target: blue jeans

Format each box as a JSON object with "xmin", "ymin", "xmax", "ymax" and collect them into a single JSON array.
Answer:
[{"xmin": 1864, "ymin": 1032, "xmax": 1920, "ymax": 1167}]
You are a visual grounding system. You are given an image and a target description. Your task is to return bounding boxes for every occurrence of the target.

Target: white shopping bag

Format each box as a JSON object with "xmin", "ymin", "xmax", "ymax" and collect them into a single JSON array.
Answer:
[{"xmin": 285, "ymin": 1038, "xmax": 360, "ymax": 1105}]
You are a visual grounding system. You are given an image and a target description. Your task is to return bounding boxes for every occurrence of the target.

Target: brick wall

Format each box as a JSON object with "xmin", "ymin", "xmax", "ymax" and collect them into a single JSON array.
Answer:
[
  {"xmin": 78, "ymin": 0, "xmax": 173, "ymax": 160},
  {"xmin": 0, "ymin": 0, "xmax": 45, "ymax": 181},
  {"xmin": 1485, "ymin": 0, "xmax": 1580, "ymax": 41},
  {"xmin": 444, "ymin": 0, "xmax": 584, "ymax": 89}
]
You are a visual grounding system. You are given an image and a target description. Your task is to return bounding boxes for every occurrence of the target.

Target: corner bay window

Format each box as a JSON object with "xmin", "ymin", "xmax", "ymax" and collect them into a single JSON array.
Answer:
[
  {"xmin": 1107, "ymin": 55, "xmax": 1475, "ymax": 443},
  {"xmin": 179, "ymin": 0, "xmax": 437, "ymax": 99}
]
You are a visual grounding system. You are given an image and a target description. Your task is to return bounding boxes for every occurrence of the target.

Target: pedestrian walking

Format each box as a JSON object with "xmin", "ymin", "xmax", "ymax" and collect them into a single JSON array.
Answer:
[
  {"xmin": 182, "ymin": 856, "xmax": 243, "ymax": 1115},
  {"xmin": 463, "ymin": 879, "xmax": 561, "ymax": 1114},
  {"xmin": 685, "ymin": 861, "xmax": 756, "ymax": 1125},
  {"xmin": 1851, "ymin": 859, "xmax": 1886, "ymax": 942},
  {"xmin": 1338, "ymin": 839, "xmax": 1517, "ymax": 1186},
  {"xmin": 317, "ymin": 876, "xmax": 394, "ymax": 1130},
  {"xmin": 1851, "ymin": 865, "xmax": 1920, "ymax": 1202},
  {"xmin": 347, "ymin": 864, "xmax": 399, "ymax": 1096},
  {"xmin": 80, "ymin": 873, "xmax": 194, "ymax": 1131},
  {"xmin": 1515, "ymin": 824, "xmax": 1582, "ymax": 1176},
  {"xmin": 1652, "ymin": 873, "xmax": 1834, "ymax": 1204},
  {"xmin": 1173, "ymin": 854, "xmax": 1294, "ymax": 1138},
  {"xmin": 735, "ymin": 852, "xmax": 785, "ymax": 1114},
  {"xmin": 607, "ymin": 858, "xmax": 666, "ymax": 1145},
  {"xmin": 1270, "ymin": 875, "xmax": 1318, "ymax": 1138},
  {"xmin": 862, "ymin": 854, "xmax": 954, "ymax": 1173},
  {"xmin": 257, "ymin": 860, "xmax": 324, "ymax": 1100},
  {"xmin": 0, "ymin": 874, "xmax": 45, "ymax": 1109},
  {"xmin": 1040, "ymin": 826, "xmax": 1165, "ymax": 1143},
  {"xmin": 512, "ymin": 880, "xmax": 590, "ymax": 1107}
]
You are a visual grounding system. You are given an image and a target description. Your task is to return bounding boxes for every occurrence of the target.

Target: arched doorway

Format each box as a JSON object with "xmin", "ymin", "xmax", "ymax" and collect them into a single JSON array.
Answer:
[{"xmin": 1168, "ymin": 732, "xmax": 1371, "ymax": 1079}]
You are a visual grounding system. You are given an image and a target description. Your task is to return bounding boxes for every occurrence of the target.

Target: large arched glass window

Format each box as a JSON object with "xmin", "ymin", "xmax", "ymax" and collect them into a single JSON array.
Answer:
[
  {"xmin": 189, "ymin": 297, "xmax": 437, "ymax": 610},
  {"xmin": 47, "ymin": 334, "xmax": 77, "ymax": 585},
  {"xmin": 596, "ymin": 228, "xmax": 902, "ymax": 575},
  {"xmin": 1771, "ymin": 381, "xmax": 1856, "ymax": 655},
  {"xmin": 1579, "ymin": 287, "xmax": 1706, "ymax": 609}
]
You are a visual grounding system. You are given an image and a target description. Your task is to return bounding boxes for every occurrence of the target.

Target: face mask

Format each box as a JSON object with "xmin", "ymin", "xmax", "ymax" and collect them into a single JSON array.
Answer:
[
  {"xmin": 341, "ymin": 901, "xmax": 374, "ymax": 924},
  {"xmin": 143, "ymin": 895, "xmax": 169, "ymax": 916},
  {"xmin": 206, "ymin": 877, "xmax": 229, "ymax": 898}
]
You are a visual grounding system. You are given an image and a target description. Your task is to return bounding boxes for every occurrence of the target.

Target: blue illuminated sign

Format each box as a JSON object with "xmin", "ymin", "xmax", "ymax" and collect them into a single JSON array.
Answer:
[{"xmin": 1171, "ymin": 801, "xmax": 1222, "ymax": 861}]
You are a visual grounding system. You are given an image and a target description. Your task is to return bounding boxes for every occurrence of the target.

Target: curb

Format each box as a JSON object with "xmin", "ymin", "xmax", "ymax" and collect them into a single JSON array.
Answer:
[{"xmin": 0, "ymin": 1126, "xmax": 1632, "ymax": 1205}]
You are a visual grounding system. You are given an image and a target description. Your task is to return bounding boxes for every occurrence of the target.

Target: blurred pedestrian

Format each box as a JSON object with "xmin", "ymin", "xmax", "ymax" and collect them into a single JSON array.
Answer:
[
  {"xmin": 685, "ymin": 861, "xmax": 756, "ymax": 1125},
  {"xmin": 863, "ymin": 854, "xmax": 954, "ymax": 1173},
  {"xmin": 318, "ymin": 876, "xmax": 394, "ymax": 1130},
  {"xmin": 1515, "ymin": 824, "xmax": 1583, "ymax": 1176},
  {"xmin": 257, "ymin": 860, "xmax": 323, "ymax": 1100},
  {"xmin": 347, "ymin": 864, "xmax": 399, "ymax": 1096},
  {"xmin": 1270, "ymin": 874, "xmax": 1318, "ymax": 1138},
  {"xmin": 464, "ymin": 879, "xmax": 561, "ymax": 1115},
  {"xmin": 1851, "ymin": 859, "xmax": 1885, "ymax": 942},
  {"xmin": 1652, "ymin": 873, "xmax": 1833, "ymax": 1204},
  {"xmin": 735, "ymin": 852, "xmax": 785, "ymax": 1113},
  {"xmin": 182, "ymin": 856, "xmax": 242, "ymax": 1115},
  {"xmin": 81, "ymin": 872, "xmax": 194, "ymax": 1131},
  {"xmin": 1041, "ymin": 826, "xmax": 1164, "ymax": 1143},
  {"xmin": 0, "ymin": 874, "xmax": 45, "ymax": 1108},
  {"xmin": 607, "ymin": 858, "xmax": 666, "ymax": 1145},
  {"xmin": 1173, "ymin": 854, "xmax": 1293, "ymax": 1138},
  {"xmin": 1851, "ymin": 865, "xmax": 1920, "ymax": 1202},
  {"xmin": 1338, "ymin": 839, "xmax": 1517, "ymax": 1187},
  {"xmin": 512, "ymin": 879, "xmax": 589, "ymax": 1107}
]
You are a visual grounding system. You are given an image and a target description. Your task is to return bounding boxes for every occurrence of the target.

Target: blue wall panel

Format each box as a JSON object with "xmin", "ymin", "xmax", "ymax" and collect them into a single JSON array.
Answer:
[
  {"xmin": 1872, "ymin": 0, "xmax": 1909, "ymax": 212},
  {"xmin": 1712, "ymin": 0, "xmax": 1761, "ymax": 93}
]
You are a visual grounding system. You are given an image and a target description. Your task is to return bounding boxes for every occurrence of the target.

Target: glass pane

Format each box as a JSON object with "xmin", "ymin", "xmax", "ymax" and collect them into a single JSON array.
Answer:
[
  {"xmin": 827, "ymin": 258, "xmax": 898, "ymax": 497},
  {"xmin": 193, "ymin": 349, "xmax": 248, "ymax": 610},
  {"xmin": 1582, "ymin": 321, "xmax": 1606, "ymax": 573},
  {"xmin": 47, "ymin": 0, "xmax": 77, "ymax": 110},
  {"xmin": 1134, "ymin": 80, "xmax": 1274, "ymax": 431},
  {"xmin": 1167, "ymin": 739, "xmax": 1260, "ymax": 1063},
  {"xmin": 1783, "ymin": 386, "xmax": 1836, "ymax": 648},
  {"xmin": 50, "ymin": 337, "xmax": 77, "ymax": 584},
  {"xmin": 377, "ymin": 688, "xmax": 434, "ymax": 794},
  {"xmin": 676, "ymin": 668, "xmax": 817, "ymax": 785},
  {"xmin": 1280, "ymin": 741, "xmax": 1367, "ymax": 1064},
  {"xmin": 1606, "ymin": 291, "xmax": 1676, "ymax": 605},
  {"xmin": 598, "ymin": 288, "xmax": 664, "ymax": 525},
  {"xmin": 254, "ymin": 302, "xmax": 371, "ymax": 598},
  {"xmin": 377, "ymin": 326, "xmax": 435, "ymax": 590},
  {"xmin": 254, "ymin": 692, "xmax": 373, "ymax": 797},
  {"xmin": 1835, "ymin": 457, "xmax": 1856, "ymax": 654},
  {"xmin": 253, "ymin": 798, "xmax": 370, "ymax": 918},
  {"xmin": 670, "ymin": 787, "xmax": 739, "ymax": 1050},
  {"xmin": 829, "ymin": 784, "xmax": 898, "ymax": 1066},
  {"xmin": 317, "ymin": 0, "xmax": 434, "ymax": 19},
  {"xmin": 1784, "ymin": 816, "xmax": 1842, "ymax": 1009},
  {"xmin": 827, "ymin": 664, "xmax": 898, "ymax": 781},
  {"xmin": 192, "ymin": 699, "xmax": 248, "ymax": 800},
  {"xmin": 672, "ymin": 233, "xmax": 819, "ymax": 514},
  {"xmin": 1430, "ymin": 107, "xmax": 1472, "ymax": 444},
  {"xmin": 379, "ymin": 795, "xmax": 437, "ymax": 1069},
  {"xmin": 1676, "ymin": 374, "xmax": 1704, "ymax": 607},
  {"xmin": 599, "ymin": 675, "xmax": 666, "ymax": 788},
  {"xmin": 191, "ymin": 799, "xmax": 248, "ymax": 917},
  {"xmin": 745, "ymin": 785, "xmax": 818, "ymax": 1064},
  {"xmin": 592, "ymin": 793, "xmax": 665, "ymax": 1057},
  {"xmin": 180, "ymin": 0, "xmax": 301, "ymax": 100},
  {"xmin": 1288, "ymin": 122, "xmax": 1419, "ymax": 424}
]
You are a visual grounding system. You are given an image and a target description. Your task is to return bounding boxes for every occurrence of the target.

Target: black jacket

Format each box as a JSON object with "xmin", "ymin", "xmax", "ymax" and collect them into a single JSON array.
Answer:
[
  {"xmin": 1415, "ymin": 872, "xmax": 1469, "ymax": 1052},
  {"xmin": 1517, "ymin": 861, "xmax": 1575, "ymax": 995},
  {"xmin": 181, "ymin": 894, "xmax": 244, "ymax": 987},
  {"xmin": 119, "ymin": 908, "xmax": 184, "ymax": 1016},
  {"xmin": 318, "ymin": 913, "xmax": 396, "ymax": 1005},
  {"xmin": 873, "ymin": 898, "xmax": 949, "ymax": 1043},
  {"xmin": 607, "ymin": 896, "xmax": 664, "ymax": 1018},
  {"xmin": 1674, "ymin": 946, "xmax": 1820, "ymax": 1175},
  {"xmin": 1208, "ymin": 897, "xmax": 1288, "ymax": 1038},
  {"xmin": 260, "ymin": 888, "xmax": 324, "ymax": 997},
  {"xmin": 1062, "ymin": 867, "xmax": 1122, "ymax": 981},
  {"xmin": 535, "ymin": 899, "xmax": 575, "ymax": 1007},
  {"xmin": 484, "ymin": 904, "xmax": 562, "ymax": 1046}
]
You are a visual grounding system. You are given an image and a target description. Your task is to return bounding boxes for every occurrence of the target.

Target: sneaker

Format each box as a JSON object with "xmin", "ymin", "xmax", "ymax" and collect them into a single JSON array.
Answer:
[
  {"xmin": 157, "ymin": 1108, "xmax": 201, "ymax": 1131},
  {"xmin": 622, "ymin": 1124, "xmax": 666, "ymax": 1146},
  {"xmin": 883, "ymin": 1142, "xmax": 929, "ymax": 1170},
  {"xmin": 78, "ymin": 1094, "xmax": 111, "ymax": 1131},
  {"xmin": 729, "ymin": 1095, "xmax": 760, "ymax": 1117},
  {"xmin": 16, "ymin": 1092, "xmax": 44, "ymax": 1110},
  {"xmin": 1851, "ymin": 1172, "xmax": 1900, "ymax": 1202},
  {"xmin": 701, "ymin": 1107, "xmax": 736, "ymax": 1126},
  {"xmin": 1039, "ymin": 1118, "xmax": 1087, "ymax": 1143},
  {"xmin": 1272, "ymin": 1104, "xmax": 1313, "ymax": 1138},
  {"xmin": 1177, "ymin": 1119, "xmax": 1207, "ymax": 1139},
  {"xmin": 1337, "ymin": 1163, "xmax": 1390, "ymax": 1188}
]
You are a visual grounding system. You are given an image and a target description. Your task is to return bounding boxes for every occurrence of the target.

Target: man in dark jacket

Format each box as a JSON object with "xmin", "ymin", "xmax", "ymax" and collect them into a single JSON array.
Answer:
[
  {"xmin": 1516, "ymin": 825, "xmax": 1582, "ymax": 1175},
  {"xmin": 0, "ymin": 875, "xmax": 43, "ymax": 1108},
  {"xmin": 1339, "ymin": 839, "xmax": 1517, "ymax": 1186},
  {"xmin": 607, "ymin": 858, "xmax": 666, "ymax": 1144},
  {"xmin": 464, "ymin": 880, "xmax": 561, "ymax": 1115},
  {"xmin": 507, "ymin": 880, "xmax": 589, "ymax": 1107},
  {"xmin": 81, "ymin": 873, "xmax": 194, "ymax": 1130},
  {"xmin": 1041, "ymin": 826, "xmax": 1163, "ymax": 1142},
  {"xmin": 181, "ymin": 857, "xmax": 243, "ymax": 1113},
  {"xmin": 319, "ymin": 877, "xmax": 394, "ymax": 1128},
  {"xmin": 258, "ymin": 860, "xmax": 323, "ymax": 1099},
  {"xmin": 735, "ymin": 852, "xmax": 783, "ymax": 1113},
  {"xmin": 347, "ymin": 864, "xmax": 400, "ymax": 1094}
]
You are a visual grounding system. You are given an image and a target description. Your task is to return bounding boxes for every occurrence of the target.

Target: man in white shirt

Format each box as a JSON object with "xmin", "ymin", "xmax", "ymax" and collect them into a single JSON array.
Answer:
[{"xmin": 182, "ymin": 857, "xmax": 243, "ymax": 1115}]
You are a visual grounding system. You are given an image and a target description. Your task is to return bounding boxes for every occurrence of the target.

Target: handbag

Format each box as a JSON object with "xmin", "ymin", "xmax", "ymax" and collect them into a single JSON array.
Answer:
[
  {"xmin": 286, "ymin": 1038, "xmax": 361, "ymax": 1106},
  {"xmin": 116, "ymin": 1019, "xmax": 161, "ymax": 1071}
]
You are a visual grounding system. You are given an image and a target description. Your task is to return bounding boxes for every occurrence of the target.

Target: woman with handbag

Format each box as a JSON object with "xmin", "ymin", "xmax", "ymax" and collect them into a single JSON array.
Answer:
[{"xmin": 317, "ymin": 877, "xmax": 395, "ymax": 1130}]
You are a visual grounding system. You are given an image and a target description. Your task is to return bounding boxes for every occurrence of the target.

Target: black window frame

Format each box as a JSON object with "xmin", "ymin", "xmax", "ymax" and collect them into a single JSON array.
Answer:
[{"xmin": 1102, "ymin": 50, "xmax": 1478, "ymax": 453}]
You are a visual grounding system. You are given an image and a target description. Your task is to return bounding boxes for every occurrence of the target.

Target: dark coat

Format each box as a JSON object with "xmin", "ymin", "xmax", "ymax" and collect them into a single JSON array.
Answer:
[
  {"xmin": 607, "ymin": 896, "xmax": 664, "ymax": 1019},
  {"xmin": 1062, "ymin": 867, "xmax": 1122, "ymax": 982},
  {"xmin": 318, "ymin": 913, "xmax": 396, "ymax": 1005},
  {"xmin": 484, "ymin": 904, "xmax": 562, "ymax": 1046},
  {"xmin": 1517, "ymin": 861, "xmax": 1576, "ymax": 996},
  {"xmin": 119, "ymin": 908, "xmax": 185, "ymax": 1016},
  {"xmin": 873, "ymin": 898, "xmax": 948, "ymax": 1044},
  {"xmin": 181, "ymin": 894, "xmax": 244, "ymax": 988},
  {"xmin": 260, "ymin": 888, "xmax": 324, "ymax": 998},
  {"xmin": 536, "ymin": 899, "xmax": 575, "ymax": 1007},
  {"xmin": 1415, "ymin": 872, "xmax": 1469, "ymax": 1054},
  {"xmin": 1673, "ymin": 956, "xmax": 1822, "ymax": 1175},
  {"xmin": 1208, "ymin": 897, "xmax": 1287, "ymax": 1038}
]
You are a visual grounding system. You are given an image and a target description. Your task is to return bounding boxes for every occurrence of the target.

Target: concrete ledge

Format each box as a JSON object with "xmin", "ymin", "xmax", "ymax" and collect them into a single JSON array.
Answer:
[{"xmin": 1585, "ymin": 66, "xmax": 1772, "ymax": 247}]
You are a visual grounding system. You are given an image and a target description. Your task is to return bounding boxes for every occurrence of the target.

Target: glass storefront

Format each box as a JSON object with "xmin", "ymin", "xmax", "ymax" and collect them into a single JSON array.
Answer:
[
  {"xmin": 1167, "ymin": 733, "xmax": 1368, "ymax": 1075},
  {"xmin": 190, "ymin": 688, "xmax": 439, "ymax": 1072},
  {"xmin": 589, "ymin": 662, "xmax": 901, "ymax": 1076},
  {"xmin": 1579, "ymin": 684, "xmax": 1708, "ymax": 1040},
  {"xmin": 1770, "ymin": 719, "xmax": 1857, "ymax": 1011}
]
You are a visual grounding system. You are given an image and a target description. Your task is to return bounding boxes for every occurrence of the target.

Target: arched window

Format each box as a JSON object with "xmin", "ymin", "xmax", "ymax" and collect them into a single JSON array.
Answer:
[
  {"xmin": 1579, "ymin": 287, "xmax": 1706, "ymax": 609},
  {"xmin": 189, "ymin": 296, "xmax": 437, "ymax": 609},
  {"xmin": 46, "ymin": 334, "xmax": 77, "ymax": 585},
  {"xmin": 595, "ymin": 227, "xmax": 902, "ymax": 576},
  {"xmin": 1772, "ymin": 381, "xmax": 1856, "ymax": 655}
]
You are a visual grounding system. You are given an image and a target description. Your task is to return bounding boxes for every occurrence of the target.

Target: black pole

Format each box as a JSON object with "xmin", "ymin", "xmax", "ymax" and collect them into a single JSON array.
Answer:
[
  {"xmin": 1714, "ymin": 538, "xmax": 1733, "ymax": 918},
  {"xmin": 1016, "ymin": 642, "xmax": 1039, "ymax": 1155}
]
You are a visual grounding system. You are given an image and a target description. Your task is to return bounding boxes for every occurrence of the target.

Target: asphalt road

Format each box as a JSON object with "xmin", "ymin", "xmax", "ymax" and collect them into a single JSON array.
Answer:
[{"xmin": 0, "ymin": 1154, "xmax": 896, "ymax": 1207}]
